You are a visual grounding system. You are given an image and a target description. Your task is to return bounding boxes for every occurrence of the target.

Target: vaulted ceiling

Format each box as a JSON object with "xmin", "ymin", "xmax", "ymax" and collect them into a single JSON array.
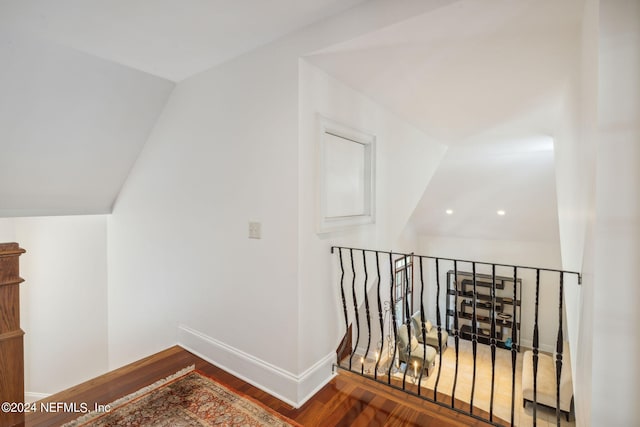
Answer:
[
  {"xmin": 306, "ymin": 0, "xmax": 584, "ymax": 242},
  {"xmin": 0, "ymin": 0, "xmax": 367, "ymax": 82},
  {"xmin": 1, "ymin": 0, "xmax": 585, "ymax": 244},
  {"xmin": 0, "ymin": 0, "xmax": 366, "ymax": 217}
]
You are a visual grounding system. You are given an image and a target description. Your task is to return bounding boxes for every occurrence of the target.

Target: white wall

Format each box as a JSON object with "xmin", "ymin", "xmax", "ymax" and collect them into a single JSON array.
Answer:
[
  {"xmin": 13, "ymin": 216, "xmax": 109, "ymax": 400},
  {"xmin": 575, "ymin": 209, "xmax": 595, "ymax": 427},
  {"xmin": 420, "ymin": 236, "xmax": 563, "ymax": 270},
  {"xmin": 419, "ymin": 236, "xmax": 565, "ymax": 352},
  {"xmin": 0, "ymin": 218, "xmax": 16, "ymax": 241},
  {"xmin": 297, "ymin": 60, "xmax": 446, "ymax": 398},
  {"xmin": 554, "ymin": 0, "xmax": 599, "ymax": 423},
  {"xmin": 107, "ymin": 41, "xmax": 301, "ymax": 379},
  {"xmin": 556, "ymin": 0, "xmax": 640, "ymax": 425},
  {"xmin": 395, "ymin": 222, "xmax": 421, "ymax": 254},
  {"xmin": 591, "ymin": 0, "xmax": 640, "ymax": 424},
  {"xmin": 107, "ymin": 1, "xmax": 451, "ymax": 406}
]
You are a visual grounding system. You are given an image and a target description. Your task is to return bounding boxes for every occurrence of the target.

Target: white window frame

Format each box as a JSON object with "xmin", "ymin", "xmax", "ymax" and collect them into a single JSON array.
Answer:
[{"xmin": 317, "ymin": 116, "xmax": 376, "ymax": 233}]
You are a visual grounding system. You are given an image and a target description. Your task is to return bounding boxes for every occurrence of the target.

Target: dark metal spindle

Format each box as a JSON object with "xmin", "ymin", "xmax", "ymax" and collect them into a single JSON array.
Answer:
[
  {"xmin": 329, "ymin": 246, "xmax": 582, "ymax": 427},
  {"xmin": 349, "ymin": 249, "xmax": 360, "ymax": 372},
  {"xmin": 362, "ymin": 250, "xmax": 372, "ymax": 366},
  {"xmin": 375, "ymin": 252, "xmax": 383, "ymax": 380},
  {"xmin": 418, "ymin": 256, "xmax": 427, "ymax": 395},
  {"xmin": 451, "ymin": 260, "xmax": 460, "ymax": 409},
  {"xmin": 510, "ymin": 267, "xmax": 518, "ymax": 427},
  {"xmin": 470, "ymin": 262, "xmax": 478, "ymax": 414},
  {"xmin": 387, "ymin": 252, "xmax": 398, "ymax": 383},
  {"xmin": 489, "ymin": 264, "xmax": 497, "ymax": 422},
  {"xmin": 533, "ymin": 269, "xmax": 541, "ymax": 426},
  {"xmin": 405, "ymin": 255, "xmax": 412, "ymax": 324},
  {"xmin": 555, "ymin": 272, "xmax": 565, "ymax": 426},
  {"xmin": 338, "ymin": 249, "xmax": 350, "ymax": 366},
  {"xmin": 434, "ymin": 258, "xmax": 444, "ymax": 402},
  {"xmin": 402, "ymin": 254, "xmax": 412, "ymax": 389}
]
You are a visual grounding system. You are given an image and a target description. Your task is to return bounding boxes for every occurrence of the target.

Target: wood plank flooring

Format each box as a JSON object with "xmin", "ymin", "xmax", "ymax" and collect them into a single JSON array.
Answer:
[{"xmin": 21, "ymin": 346, "xmax": 495, "ymax": 427}]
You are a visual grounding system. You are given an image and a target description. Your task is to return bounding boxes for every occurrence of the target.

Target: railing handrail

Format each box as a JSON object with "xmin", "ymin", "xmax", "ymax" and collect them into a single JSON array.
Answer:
[
  {"xmin": 331, "ymin": 245, "xmax": 578, "ymax": 427},
  {"xmin": 330, "ymin": 245, "xmax": 582, "ymax": 284}
]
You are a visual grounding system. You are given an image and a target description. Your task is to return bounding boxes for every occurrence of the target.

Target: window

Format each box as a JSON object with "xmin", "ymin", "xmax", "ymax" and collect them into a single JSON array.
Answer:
[
  {"xmin": 394, "ymin": 254, "xmax": 413, "ymax": 326},
  {"xmin": 317, "ymin": 116, "xmax": 375, "ymax": 233}
]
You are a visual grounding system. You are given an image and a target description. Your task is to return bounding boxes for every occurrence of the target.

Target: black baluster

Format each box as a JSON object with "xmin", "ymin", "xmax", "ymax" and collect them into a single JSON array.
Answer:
[
  {"xmin": 418, "ymin": 256, "xmax": 427, "ymax": 395},
  {"xmin": 555, "ymin": 272, "xmax": 564, "ymax": 426},
  {"xmin": 533, "ymin": 269, "xmax": 540, "ymax": 426},
  {"xmin": 349, "ymin": 249, "xmax": 360, "ymax": 372},
  {"xmin": 510, "ymin": 267, "xmax": 518, "ymax": 427},
  {"xmin": 451, "ymin": 260, "xmax": 460, "ymax": 409},
  {"xmin": 375, "ymin": 252, "xmax": 383, "ymax": 381},
  {"xmin": 362, "ymin": 250, "xmax": 372, "ymax": 369},
  {"xmin": 402, "ymin": 254, "xmax": 411, "ymax": 390},
  {"xmin": 434, "ymin": 258, "xmax": 443, "ymax": 402},
  {"xmin": 489, "ymin": 264, "xmax": 497, "ymax": 422},
  {"xmin": 338, "ymin": 248, "xmax": 350, "ymax": 367},
  {"xmin": 331, "ymin": 247, "xmax": 581, "ymax": 426},
  {"xmin": 405, "ymin": 255, "xmax": 412, "ymax": 323},
  {"xmin": 470, "ymin": 262, "xmax": 478, "ymax": 414},
  {"xmin": 388, "ymin": 252, "xmax": 398, "ymax": 384}
]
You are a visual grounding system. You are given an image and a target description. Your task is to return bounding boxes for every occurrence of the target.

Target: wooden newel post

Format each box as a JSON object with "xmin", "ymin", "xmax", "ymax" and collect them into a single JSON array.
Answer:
[{"xmin": 0, "ymin": 242, "xmax": 26, "ymax": 427}]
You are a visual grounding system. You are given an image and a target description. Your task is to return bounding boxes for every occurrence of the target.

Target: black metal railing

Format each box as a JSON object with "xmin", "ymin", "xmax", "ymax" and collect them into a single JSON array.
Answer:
[{"xmin": 331, "ymin": 246, "xmax": 581, "ymax": 427}]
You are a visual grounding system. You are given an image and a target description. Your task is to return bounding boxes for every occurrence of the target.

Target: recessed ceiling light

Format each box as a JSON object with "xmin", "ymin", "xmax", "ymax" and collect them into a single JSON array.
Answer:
[
  {"xmin": 446, "ymin": 209, "xmax": 453, "ymax": 215},
  {"xmin": 497, "ymin": 210, "xmax": 506, "ymax": 216}
]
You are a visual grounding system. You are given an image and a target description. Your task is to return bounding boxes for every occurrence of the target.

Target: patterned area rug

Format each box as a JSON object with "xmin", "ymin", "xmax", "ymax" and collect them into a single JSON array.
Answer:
[{"xmin": 63, "ymin": 366, "xmax": 300, "ymax": 426}]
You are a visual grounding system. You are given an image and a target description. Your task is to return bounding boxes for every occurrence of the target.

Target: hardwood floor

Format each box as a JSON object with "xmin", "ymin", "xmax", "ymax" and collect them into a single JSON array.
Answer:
[{"xmin": 21, "ymin": 346, "xmax": 495, "ymax": 427}]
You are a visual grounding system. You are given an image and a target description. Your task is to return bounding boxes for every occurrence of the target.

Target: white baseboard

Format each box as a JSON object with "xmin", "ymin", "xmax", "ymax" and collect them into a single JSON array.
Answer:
[
  {"xmin": 24, "ymin": 392, "xmax": 50, "ymax": 403},
  {"xmin": 296, "ymin": 351, "xmax": 336, "ymax": 407},
  {"xmin": 177, "ymin": 324, "xmax": 335, "ymax": 408},
  {"xmin": 520, "ymin": 339, "xmax": 555, "ymax": 354}
]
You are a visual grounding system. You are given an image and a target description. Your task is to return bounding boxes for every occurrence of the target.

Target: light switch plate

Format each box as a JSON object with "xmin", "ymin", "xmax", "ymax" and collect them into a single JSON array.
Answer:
[{"xmin": 248, "ymin": 221, "xmax": 261, "ymax": 239}]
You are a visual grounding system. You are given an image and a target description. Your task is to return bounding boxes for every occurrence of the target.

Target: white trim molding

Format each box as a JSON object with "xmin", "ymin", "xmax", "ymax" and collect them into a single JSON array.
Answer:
[
  {"xmin": 24, "ymin": 392, "xmax": 50, "ymax": 403},
  {"xmin": 177, "ymin": 325, "xmax": 335, "ymax": 408},
  {"xmin": 317, "ymin": 115, "xmax": 376, "ymax": 233},
  {"xmin": 520, "ymin": 339, "xmax": 556, "ymax": 354}
]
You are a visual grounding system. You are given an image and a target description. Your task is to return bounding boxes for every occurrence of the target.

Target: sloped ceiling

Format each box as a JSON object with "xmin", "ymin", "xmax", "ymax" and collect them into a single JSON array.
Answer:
[
  {"xmin": 0, "ymin": 31, "xmax": 174, "ymax": 217},
  {"xmin": 0, "ymin": 0, "xmax": 584, "ymax": 238},
  {"xmin": 0, "ymin": 0, "xmax": 367, "ymax": 82},
  {"xmin": 0, "ymin": 0, "xmax": 367, "ymax": 217},
  {"xmin": 306, "ymin": 0, "xmax": 584, "ymax": 243}
]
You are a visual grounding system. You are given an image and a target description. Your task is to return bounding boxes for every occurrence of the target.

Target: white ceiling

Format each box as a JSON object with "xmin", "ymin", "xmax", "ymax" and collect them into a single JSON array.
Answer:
[
  {"xmin": 0, "ymin": 0, "xmax": 367, "ymax": 82},
  {"xmin": 308, "ymin": 0, "xmax": 582, "ymax": 142},
  {"xmin": 306, "ymin": 0, "xmax": 584, "ymax": 243},
  {"xmin": 411, "ymin": 136, "xmax": 561, "ymax": 242},
  {"xmin": 0, "ymin": 0, "xmax": 585, "ymax": 243},
  {"xmin": 0, "ymin": 0, "xmax": 367, "ymax": 217},
  {"xmin": 0, "ymin": 29, "xmax": 174, "ymax": 217}
]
